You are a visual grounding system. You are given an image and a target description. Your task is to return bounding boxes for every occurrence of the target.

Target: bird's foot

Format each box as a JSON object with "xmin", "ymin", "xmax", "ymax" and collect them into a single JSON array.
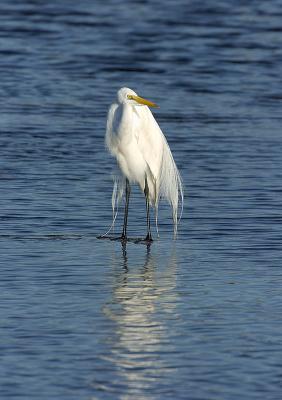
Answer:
[
  {"xmin": 96, "ymin": 234, "xmax": 126, "ymax": 241},
  {"xmin": 132, "ymin": 234, "xmax": 153, "ymax": 245},
  {"xmin": 120, "ymin": 234, "xmax": 127, "ymax": 243},
  {"xmin": 107, "ymin": 233, "xmax": 128, "ymax": 243},
  {"xmin": 144, "ymin": 233, "xmax": 153, "ymax": 242}
]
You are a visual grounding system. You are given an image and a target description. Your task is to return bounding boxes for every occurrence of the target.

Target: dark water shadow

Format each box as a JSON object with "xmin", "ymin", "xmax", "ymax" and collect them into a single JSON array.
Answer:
[{"xmin": 0, "ymin": 233, "xmax": 98, "ymax": 241}]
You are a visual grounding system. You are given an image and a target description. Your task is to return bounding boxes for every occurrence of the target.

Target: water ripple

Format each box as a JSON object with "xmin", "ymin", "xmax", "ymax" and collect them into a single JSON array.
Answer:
[{"xmin": 1, "ymin": 0, "xmax": 282, "ymax": 399}]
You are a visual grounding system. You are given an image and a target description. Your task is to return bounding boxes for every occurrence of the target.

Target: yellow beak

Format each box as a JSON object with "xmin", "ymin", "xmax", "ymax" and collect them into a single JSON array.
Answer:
[{"xmin": 128, "ymin": 94, "xmax": 159, "ymax": 108}]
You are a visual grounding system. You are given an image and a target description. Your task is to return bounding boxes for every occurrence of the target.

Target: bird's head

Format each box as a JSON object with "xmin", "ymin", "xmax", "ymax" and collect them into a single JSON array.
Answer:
[{"xmin": 117, "ymin": 87, "xmax": 158, "ymax": 108}]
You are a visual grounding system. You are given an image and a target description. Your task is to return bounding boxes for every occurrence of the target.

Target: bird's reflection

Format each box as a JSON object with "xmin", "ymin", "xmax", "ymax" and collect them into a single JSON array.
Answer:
[{"xmin": 101, "ymin": 242, "xmax": 178, "ymax": 398}]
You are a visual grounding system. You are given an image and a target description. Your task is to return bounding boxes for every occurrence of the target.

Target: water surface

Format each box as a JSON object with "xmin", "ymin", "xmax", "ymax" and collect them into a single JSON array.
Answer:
[{"xmin": 1, "ymin": 1, "xmax": 282, "ymax": 399}]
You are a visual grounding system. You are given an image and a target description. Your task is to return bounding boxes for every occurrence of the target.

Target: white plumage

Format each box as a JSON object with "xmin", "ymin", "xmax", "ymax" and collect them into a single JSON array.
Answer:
[{"xmin": 105, "ymin": 87, "xmax": 183, "ymax": 240}]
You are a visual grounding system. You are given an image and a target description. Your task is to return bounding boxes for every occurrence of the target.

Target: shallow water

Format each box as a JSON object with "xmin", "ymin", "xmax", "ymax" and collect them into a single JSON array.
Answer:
[{"xmin": 1, "ymin": 1, "xmax": 282, "ymax": 399}]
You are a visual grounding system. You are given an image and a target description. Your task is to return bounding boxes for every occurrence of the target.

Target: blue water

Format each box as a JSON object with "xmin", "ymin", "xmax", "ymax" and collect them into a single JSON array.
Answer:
[{"xmin": 1, "ymin": 1, "xmax": 282, "ymax": 399}]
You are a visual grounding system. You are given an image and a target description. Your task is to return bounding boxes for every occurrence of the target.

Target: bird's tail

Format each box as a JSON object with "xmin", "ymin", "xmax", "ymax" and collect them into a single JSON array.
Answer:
[{"xmin": 158, "ymin": 141, "xmax": 183, "ymax": 238}]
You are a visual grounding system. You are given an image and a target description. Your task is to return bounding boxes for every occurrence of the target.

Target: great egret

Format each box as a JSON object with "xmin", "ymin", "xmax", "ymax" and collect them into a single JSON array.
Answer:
[{"xmin": 103, "ymin": 87, "xmax": 183, "ymax": 242}]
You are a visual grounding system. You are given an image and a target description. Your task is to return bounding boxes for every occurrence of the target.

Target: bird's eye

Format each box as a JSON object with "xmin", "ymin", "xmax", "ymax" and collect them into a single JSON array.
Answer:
[{"xmin": 127, "ymin": 95, "xmax": 133, "ymax": 100}]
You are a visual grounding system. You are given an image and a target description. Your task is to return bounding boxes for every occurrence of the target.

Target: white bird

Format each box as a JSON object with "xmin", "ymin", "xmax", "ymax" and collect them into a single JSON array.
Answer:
[{"xmin": 104, "ymin": 87, "xmax": 183, "ymax": 242}]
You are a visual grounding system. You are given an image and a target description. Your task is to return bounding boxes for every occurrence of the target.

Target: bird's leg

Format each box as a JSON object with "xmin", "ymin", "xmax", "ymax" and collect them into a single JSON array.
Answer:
[
  {"xmin": 144, "ymin": 175, "xmax": 153, "ymax": 242},
  {"xmin": 121, "ymin": 179, "xmax": 130, "ymax": 240}
]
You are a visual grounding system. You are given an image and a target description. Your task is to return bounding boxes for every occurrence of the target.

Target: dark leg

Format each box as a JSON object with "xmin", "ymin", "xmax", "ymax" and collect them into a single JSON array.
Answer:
[
  {"xmin": 144, "ymin": 175, "xmax": 153, "ymax": 242},
  {"xmin": 121, "ymin": 179, "xmax": 130, "ymax": 240}
]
